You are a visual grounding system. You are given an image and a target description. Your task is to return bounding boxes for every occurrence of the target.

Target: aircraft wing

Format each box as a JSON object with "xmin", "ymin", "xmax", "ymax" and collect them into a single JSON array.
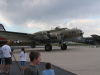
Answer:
[{"xmin": 0, "ymin": 31, "xmax": 32, "ymax": 41}]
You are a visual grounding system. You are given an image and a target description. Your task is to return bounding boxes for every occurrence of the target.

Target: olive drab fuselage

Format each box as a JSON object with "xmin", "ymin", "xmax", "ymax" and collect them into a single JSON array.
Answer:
[
  {"xmin": 0, "ymin": 25, "xmax": 84, "ymax": 51},
  {"xmin": 32, "ymin": 27, "xmax": 83, "ymax": 43}
]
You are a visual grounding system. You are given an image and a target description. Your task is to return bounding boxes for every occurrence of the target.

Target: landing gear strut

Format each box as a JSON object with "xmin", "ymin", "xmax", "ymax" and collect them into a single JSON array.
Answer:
[{"xmin": 45, "ymin": 44, "xmax": 52, "ymax": 51}]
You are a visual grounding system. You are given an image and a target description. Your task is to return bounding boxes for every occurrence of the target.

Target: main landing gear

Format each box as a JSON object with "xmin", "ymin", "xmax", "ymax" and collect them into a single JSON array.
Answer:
[
  {"xmin": 45, "ymin": 43, "xmax": 67, "ymax": 51},
  {"xmin": 61, "ymin": 44, "xmax": 67, "ymax": 50},
  {"xmin": 45, "ymin": 44, "xmax": 52, "ymax": 51}
]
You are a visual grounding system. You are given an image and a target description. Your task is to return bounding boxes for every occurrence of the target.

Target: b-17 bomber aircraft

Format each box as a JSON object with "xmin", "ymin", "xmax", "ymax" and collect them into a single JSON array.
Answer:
[{"xmin": 0, "ymin": 24, "xmax": 83, "ymax": 51}]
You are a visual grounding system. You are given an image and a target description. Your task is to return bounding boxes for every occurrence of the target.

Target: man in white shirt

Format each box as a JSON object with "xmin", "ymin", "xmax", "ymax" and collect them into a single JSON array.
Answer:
[{"xmin": 1, "ymin": 41, "xmax": 12, "ymax": 74}]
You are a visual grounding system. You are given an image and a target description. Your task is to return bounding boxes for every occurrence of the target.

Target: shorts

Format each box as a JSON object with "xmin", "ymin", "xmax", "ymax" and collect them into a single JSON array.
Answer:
[
  {"xmin": 21, "ymin": 61, "xmax": 26, "ymax": 66},
  {"xmin": 4, "ymin": 57, "xmax": 12, "ymax": 65},
  {"xmin": 0, "ymin": 58, "xmax": 3, "ymax": 64}
]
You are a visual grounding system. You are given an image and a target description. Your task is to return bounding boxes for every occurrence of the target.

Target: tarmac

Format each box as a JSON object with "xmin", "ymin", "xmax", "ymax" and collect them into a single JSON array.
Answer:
[
  {"xmin": 0, "ymin": 61, "xmax": 76, "ymax": 75},
  {"xmin": 1, "ymin": 45, "xmax": 100, "ymax": 75}
]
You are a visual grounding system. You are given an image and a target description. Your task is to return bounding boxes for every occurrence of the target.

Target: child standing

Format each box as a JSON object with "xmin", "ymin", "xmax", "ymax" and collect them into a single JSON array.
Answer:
[
  {"xmin": 42, "ymin": 62, "xmax": 55, "ymax": 75},
  {"xmin": 24, "ymin": 51, "xmax": 41, "ymax": 75},
  {"xmin": 20, "ymin": 47, "xmax": 26, "ymax": 73}
]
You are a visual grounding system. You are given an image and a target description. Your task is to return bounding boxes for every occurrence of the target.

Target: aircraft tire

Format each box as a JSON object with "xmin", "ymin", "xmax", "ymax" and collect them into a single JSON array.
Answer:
[
  {"xmin": 61, "ymin": 44, "xmax": 67, "ymax": 50},
  {"xmin": 30, "ymin": 41, "xmax": 36, "ymax": 48},
  {"xmin": 45, "ymin": 44, "xmax": 52, "ymax": 51}
]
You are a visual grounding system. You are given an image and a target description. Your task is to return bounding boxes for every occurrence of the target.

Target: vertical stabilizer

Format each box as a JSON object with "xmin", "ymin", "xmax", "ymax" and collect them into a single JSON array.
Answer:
[{"xmin": 0, "ymin": 24, "xmax": 6, "ymax": 31}]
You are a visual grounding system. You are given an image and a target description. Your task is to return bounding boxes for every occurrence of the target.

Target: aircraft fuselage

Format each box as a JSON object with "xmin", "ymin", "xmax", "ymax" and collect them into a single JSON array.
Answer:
[{"xmin": 32, "ymin": 28, "xmax": 83, "ymax": 43}]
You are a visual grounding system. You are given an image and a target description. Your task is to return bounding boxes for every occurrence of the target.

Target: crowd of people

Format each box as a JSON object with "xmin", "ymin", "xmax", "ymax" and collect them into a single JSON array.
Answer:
[{"xmin": 0, "ymin": 41, "xmax": 55, "ymax": 75}]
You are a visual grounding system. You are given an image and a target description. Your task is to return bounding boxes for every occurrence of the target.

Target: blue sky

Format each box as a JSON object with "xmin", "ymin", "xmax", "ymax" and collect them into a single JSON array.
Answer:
[{"xmin": 0, "ymin": 0, "xmax": 100, "ymax": 37}]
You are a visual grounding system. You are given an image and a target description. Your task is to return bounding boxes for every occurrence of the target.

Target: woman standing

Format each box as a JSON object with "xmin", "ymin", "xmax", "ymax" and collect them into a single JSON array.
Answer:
[{"xmin": 20, "ymin": 47, "xmax": 26, "ymax": 73}]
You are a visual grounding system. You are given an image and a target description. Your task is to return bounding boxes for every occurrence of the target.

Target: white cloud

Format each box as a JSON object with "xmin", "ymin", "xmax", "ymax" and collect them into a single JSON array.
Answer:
[
  {"xmin": 26, "ymin": 20, "xmax": 47, "ymax": 30},
  {"xmin": 0, "ymin": 0, "xmax": 100, "ymax": 37},
  {"xmin": 0, "ymin": 14, "xmax": 12, "ymax": 27},
  {"xmin": 65, "ymin": 19, "xmax": 100, "ymax": 37}
]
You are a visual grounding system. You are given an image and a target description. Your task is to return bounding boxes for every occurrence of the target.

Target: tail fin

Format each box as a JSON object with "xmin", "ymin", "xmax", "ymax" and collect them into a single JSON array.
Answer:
[{"xmin": 0, "ymin": 24, "xmax": 6, "ymax": 31}]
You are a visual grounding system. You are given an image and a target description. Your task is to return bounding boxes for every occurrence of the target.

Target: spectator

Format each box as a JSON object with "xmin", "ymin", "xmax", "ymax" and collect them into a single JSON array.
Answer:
[
  {"xmin": 1, "ymin": 41, "xmax": 12, "ymax": 74},
  {"xmin": 24, "ymin": 51, "xmax": 41, "ymax": 75},
  {"xmin": 20, "ymin": 47, "xmax": 26, "ymax": 73},
  {"xmin": 42, "ymin": 62, "xmax": 55, "ymax": 75}
]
